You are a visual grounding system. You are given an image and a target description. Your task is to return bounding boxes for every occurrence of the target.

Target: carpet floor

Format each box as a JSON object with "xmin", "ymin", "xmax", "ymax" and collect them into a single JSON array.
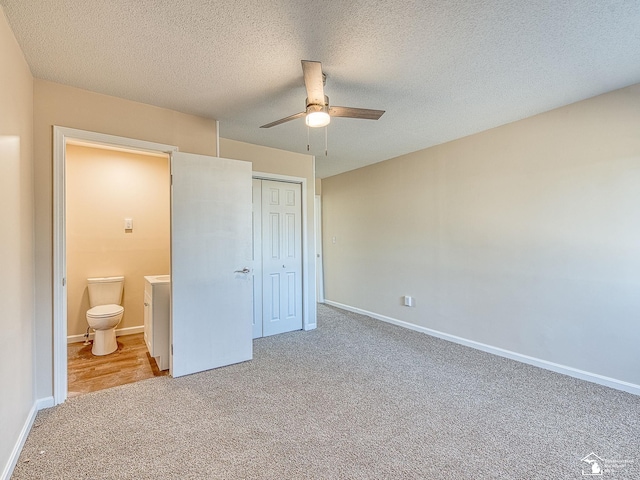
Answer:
[{"xmin": 12, "ymin": 304, "xmax": 640, "ymax": 479}]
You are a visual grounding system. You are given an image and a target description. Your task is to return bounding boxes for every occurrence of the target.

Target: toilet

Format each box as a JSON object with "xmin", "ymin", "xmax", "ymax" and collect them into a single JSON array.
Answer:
[{"xmin": 86, "ymin": 276, "xmax": 125, "ymax": 356}]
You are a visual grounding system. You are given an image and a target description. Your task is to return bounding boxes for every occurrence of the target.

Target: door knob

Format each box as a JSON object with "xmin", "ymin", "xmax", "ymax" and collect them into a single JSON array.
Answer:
[{"xmin": 234, "ymin": 267, "xmax": 251, "ymax": 274}]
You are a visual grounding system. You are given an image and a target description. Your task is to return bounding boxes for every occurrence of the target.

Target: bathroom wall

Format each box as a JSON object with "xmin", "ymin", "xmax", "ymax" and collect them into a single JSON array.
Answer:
[
  {"xmin": 65, "ymin": 144, "xmax": 170, "ymax": 338},
  {"xmin": 0, "ymin": 6, "xmax": 35, "ymax": 477}
]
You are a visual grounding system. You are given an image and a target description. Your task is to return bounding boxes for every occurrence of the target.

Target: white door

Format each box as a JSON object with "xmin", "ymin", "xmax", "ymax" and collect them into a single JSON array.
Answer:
[
  {"xmin": 171, "ymin": 152, "xmax": 253, "ymax": 377},
  {"xmin": 262, "ymin": 180, "xmax": 303, "ymax": 336}
]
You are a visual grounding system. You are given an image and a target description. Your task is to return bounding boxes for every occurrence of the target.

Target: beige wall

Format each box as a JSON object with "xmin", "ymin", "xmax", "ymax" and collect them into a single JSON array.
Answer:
[
  {"xmin": 322, "ymin": 83, "xmax": 640, "ymax": 387},
  {"xmin": 219, "ymin": 137, "xmax": 317, "ymax": 331},
  {"xmin": 34, "ymin": 80, "xmax": 219, "ymax": 398},
  {"xmin": 66, "ymin": 145, "xmax": 170, "ymax": 337},
  {"xmin": 32, "ymin": 84, "xmax": 317, "ymax": 399},
  {"xmin": 221, "ymin": 137, "xmax": 314, "ymax": 181},
  {"xmin": 0, "ymin": 7, "xmax": 35, "ymax": 475}
]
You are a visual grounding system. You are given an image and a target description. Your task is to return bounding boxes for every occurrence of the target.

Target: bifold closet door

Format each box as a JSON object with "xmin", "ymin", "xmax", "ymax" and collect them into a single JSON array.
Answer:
[
  {"xmin": 171, "ymin": 152, "xmax": 253, "ymax": 377},
  {"xmin": 261, "ymin": 180, "xmax": 303, "ymax": 336}
]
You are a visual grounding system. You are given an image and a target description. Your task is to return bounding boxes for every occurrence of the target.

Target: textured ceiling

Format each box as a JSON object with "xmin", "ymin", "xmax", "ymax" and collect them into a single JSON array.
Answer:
[{"xmin": 2, "ymin": 1, "xmax": 640, "ymax": 178}]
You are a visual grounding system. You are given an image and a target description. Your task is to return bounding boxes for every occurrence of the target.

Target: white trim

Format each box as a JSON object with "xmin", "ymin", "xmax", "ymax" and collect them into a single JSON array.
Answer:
[
  {"xmin": 66, "ymin": 139, "xmax": 168, "ymax": 158},
  {"xmin": 324, "ymin": 300, "xmax": 640, "ymax": 396},
  {"xmin": 1, "ymin": 403, "xmax": 38, "ymax": 480},
  {"xmin": 53, "ymin": 127, "xmax": 67, "ymax": 406},
  {"xmin": 53, "ymin": 126, "xmax": 178, "ymax": 406},
  {"xmin": 36, "ymin": 396, "xmax": 55, "ymax": 410},
  {"xmin": 252, "ymin": 171, "xmax": 316, "ymax": 331},
  {"xmin": 215, "ymin": 120, "xmax": 220, "ymax": 157},
  {"xmin": 55, "ymin": 127, "xmax": 177, "ymax": 155},
  {"xmin": 252, "ymin": 171, "xmax": 303, "ymax": 183},
  {"xmin": 67, "ymin": 325, "xmax": 144, "ymax": 344},
  {"xmin": 1, "ymin": 396, "xmax": 56, "ymax": 480},
  {"xmin": 314, "ymin": 195, "xmax": 325, "ymax": 303}
]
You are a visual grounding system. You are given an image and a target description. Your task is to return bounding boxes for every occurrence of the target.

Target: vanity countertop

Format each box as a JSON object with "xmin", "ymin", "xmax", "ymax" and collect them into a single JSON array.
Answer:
[{"xmin": 144, "ymin": 275, "xmax": 170, "ymax": 284}]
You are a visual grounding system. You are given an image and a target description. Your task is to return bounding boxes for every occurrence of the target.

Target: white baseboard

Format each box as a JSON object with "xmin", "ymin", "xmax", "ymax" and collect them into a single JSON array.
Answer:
[
  {"xmin": 324, "ymin": 300, "xmax": 640, "ymax": 396},
  {"xmin": 36, "ymin": 396, "xmax": 55, "ymax": 410},
  {"xmin": 1, "ymin": 402, "xmax": 37, "ymax": 480},
  {"xmin": 67, "ymin": 325, "xmax": 144, "ymax": 344},
  {"xmin": 1, "ymin": 396, "xmax": 57, "ymax": 480}
]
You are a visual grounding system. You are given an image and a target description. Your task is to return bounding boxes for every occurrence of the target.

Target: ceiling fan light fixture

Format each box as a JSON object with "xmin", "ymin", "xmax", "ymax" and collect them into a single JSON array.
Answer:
[
  {"xmin": 305, "ymin": 111, "xmax": 331, "ymax": 127},
  {"xmin": 260, "ymin": 61, "xmax": 384, "ymax": 130},
  {"xmin": 305, "ymin": 104, "xmax": 330, "ymax": 127}
]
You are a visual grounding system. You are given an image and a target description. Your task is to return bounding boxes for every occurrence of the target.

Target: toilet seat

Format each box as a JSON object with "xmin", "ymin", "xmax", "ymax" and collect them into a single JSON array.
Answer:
[{"xmin": 87, "ymin": 304, "xmax": 124, "ymax": 318}]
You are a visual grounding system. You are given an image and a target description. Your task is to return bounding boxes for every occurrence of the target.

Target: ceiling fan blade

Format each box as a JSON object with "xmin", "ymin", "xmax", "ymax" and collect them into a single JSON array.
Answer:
[
  {"xmin": 329, "ymin": 106, "xmax": 385, "ymax": 120},
  {"xmin": 301, "ymin": 60, "xmax": 325, "ymax": 106},
  {"xmin": 260, "ymin": 112, "xmax": 306, "ymax": 128}
]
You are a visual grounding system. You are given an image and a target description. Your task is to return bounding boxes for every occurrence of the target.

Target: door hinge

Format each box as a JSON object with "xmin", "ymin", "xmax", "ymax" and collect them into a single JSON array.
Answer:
[
  {"xmin": 171, "ymin": 344, "xmax": 173, "ymax": 355},
  {"xmin": 62, "ymin": 278, "xmax": 66, "ymax": 286}
]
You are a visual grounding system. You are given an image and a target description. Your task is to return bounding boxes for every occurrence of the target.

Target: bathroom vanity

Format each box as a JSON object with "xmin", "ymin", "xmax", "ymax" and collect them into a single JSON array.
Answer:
[{"xmin": 143, "ymin": 275, "xmax": 170, "ymax": 371}]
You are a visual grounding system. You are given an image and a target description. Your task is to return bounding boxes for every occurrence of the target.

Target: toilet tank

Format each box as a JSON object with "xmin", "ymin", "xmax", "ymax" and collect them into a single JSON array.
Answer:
[{"xmin": 87, "ymin": 276, "xmax": 125, "ymax": 307}]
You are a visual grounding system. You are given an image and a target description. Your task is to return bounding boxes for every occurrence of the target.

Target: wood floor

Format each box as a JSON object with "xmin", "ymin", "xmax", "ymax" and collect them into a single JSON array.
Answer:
[{"xmin": 68, "ymin": 333, "xmax": 169, "ymax": 397}]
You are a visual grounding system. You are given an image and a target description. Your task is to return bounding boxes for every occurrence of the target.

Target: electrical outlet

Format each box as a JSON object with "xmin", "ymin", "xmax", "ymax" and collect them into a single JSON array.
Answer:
[{"xmin": 403, "ymin": 295, "xmax": 414, "ymax": 307}]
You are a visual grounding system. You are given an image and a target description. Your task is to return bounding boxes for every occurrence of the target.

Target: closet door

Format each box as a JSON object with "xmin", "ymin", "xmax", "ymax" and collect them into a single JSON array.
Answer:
[
  {"xmin": 171, "ymin": 152, "xmax": 253, "ymax": 377},
  {"xmin": 262, "ymin": 180, "xmax": 303, "ymax": 336},
  {"xmin": 252, "ymin": 179, "xmax": 263, "ymax": 339}
]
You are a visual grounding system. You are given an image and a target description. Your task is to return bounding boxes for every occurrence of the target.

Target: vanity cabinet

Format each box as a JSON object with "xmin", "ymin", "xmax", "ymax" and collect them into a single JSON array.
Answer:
[{"xmin": 143, "ymin": 275, "xmax": 170, "ymax": 371}]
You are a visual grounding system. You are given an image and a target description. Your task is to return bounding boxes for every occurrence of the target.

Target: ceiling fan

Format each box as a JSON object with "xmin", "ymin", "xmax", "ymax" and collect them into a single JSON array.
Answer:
[{"xmin": 260, "ymin": 60, "xmax": 385, "ymax": 129}]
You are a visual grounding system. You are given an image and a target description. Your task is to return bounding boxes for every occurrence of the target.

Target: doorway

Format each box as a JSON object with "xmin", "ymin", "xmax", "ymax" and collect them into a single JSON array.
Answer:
[
  {"xmin": 54, "ymin": 128, "xmax": 256, "ymax": 404},
  {"xmin": 53, "ymin": 128, "xmax": 179, "ymax": 403},
  {"xmin": 64, "ymin": 141, "xmax": 171, "ymax": 396}
]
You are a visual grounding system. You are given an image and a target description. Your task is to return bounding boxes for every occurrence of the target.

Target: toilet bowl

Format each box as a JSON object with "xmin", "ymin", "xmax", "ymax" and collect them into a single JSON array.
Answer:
[
  {"xmin": 86, "ymin": 304, "xmax": 124, "ymax": 355},
  {"xmin": 86, "ymin": 276, "xmax": 125, "ymax": 356}
]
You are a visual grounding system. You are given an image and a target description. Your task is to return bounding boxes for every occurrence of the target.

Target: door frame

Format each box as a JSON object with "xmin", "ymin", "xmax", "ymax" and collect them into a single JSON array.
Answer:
[
  {"xmin": 53, "ymin": 126, "xmax": 178, "ymax": 405},
  {"xmin": 252, "ymin": 171, "xmax": 314, "ymax": 332},
  {"xmin": 315, "ymin": 195, "xmax": 325, "ymax": 303}
]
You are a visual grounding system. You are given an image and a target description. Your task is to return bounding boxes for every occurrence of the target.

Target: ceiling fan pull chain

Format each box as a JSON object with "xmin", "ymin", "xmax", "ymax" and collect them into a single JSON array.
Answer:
[
  {"xmin": 325, "ymin": 126, "xmax": 328, "ymax": 156},
  {"xmin": 307, "ymin": 125, "xmax": 310, "ymax": 152}
]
